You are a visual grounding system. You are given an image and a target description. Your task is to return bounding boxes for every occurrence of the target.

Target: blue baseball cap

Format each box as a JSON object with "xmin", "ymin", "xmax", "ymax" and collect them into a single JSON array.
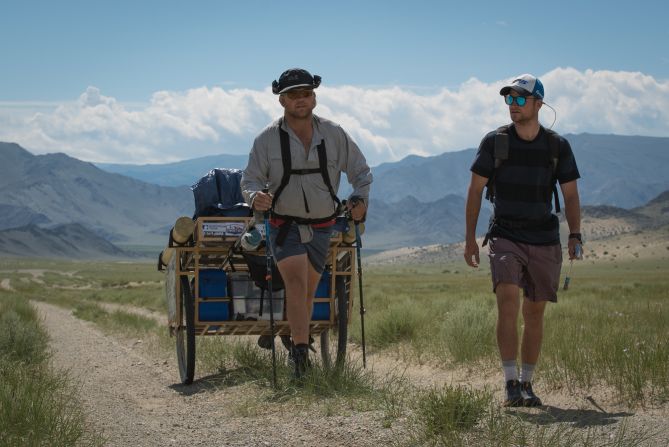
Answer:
[{"xmin": 499, "ymin": 74, "xmax": 544, "ymax": 99}]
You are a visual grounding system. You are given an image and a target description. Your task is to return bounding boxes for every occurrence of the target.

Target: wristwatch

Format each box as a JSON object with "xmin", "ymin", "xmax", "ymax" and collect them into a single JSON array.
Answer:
[{"xmin": 568, "ymin": 233, "xmax": 582, "ymax": 243}]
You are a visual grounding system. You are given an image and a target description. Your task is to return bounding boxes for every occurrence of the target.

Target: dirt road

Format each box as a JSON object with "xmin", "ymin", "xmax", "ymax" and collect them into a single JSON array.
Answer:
[
  {"xmin": 34, "ymin": 301, "xmax": 401, "ymax": 447},
  {"xmin": 33, "ymin": 300, "xmax": 668, "ymax": 446}
]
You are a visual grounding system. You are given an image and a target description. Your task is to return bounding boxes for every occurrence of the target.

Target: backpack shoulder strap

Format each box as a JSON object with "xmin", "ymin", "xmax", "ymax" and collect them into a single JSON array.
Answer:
[
  {"xmin": 271, "ymin": 118, "xmax": 292, "ymax": 210},
  {"xmin": 545, "ymin": 128, "xmax": 560, "ymax": 176},
  {"xmin": 316, "ymin": 140, "xmax": 342, "ymax": 214},
  {"xmin": 493, "ymin": 124, "xmax": 511, "ymax": 168},
  {"xmin": 485, "ymin": 124, "xmax": 511, "ymax": 201},
  {"xmin": 544, "ymin": 127, "xmax": 562, "ymax": 212}
]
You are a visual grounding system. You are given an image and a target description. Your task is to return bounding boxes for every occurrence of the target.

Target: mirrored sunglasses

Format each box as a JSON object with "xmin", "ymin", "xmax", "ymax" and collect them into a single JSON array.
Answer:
[{"xmin": 504, "ymin": 95, "xmax": 531, "ymax": 107}]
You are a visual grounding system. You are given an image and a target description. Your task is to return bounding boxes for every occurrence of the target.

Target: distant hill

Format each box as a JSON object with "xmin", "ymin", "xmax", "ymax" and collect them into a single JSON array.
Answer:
[
  {"xmin": 368, "ymin": 190, "xmax": 669, "ymax": 264},
  {"xmin": 365, "ymin": 195, "xmax": 491, "ymax": 250},
  {"xmin": 0, "ymin": 223, "xmax": 130, "ymax": 259},
  {"xmin": 0, "ymin": 142, "xmax": 192, "ymax": 246},
  {"xmin": 94, "ymin": 133, "xmax": 669, "ymax": 210},
  {"xmin": 96, "ymin": 154, "xmax": 249, "ymax": 187},
  {"xmin": 577, "ymin": 189, "xmax": 669, "ymax": 240},
  {"xmin": 0, "ymin": 204, "xmax": 51, "ymax": 230},
  {"xmin": 2, "ymin": 133, "xmax": 668, "ymax": 254},
  {"xmin": 368, "ymin": 133, "xmax": 669, "ymax": 208}
]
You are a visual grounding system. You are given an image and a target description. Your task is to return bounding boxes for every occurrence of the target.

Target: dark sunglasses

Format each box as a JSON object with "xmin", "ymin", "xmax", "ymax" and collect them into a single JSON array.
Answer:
[
  {"xmin": 285, "ymin": 89, "xmax": 314, "ymax": 100},
  {"xmin": 504, "ymin": 95, "xmax": 533, "ymax": 106}
]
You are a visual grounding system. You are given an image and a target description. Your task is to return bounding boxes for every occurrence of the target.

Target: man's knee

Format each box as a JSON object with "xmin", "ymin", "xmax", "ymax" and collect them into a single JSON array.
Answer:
[
  {"xmin": 522, "ymin": 300, "xmax": 546, "ymax": 324},
  {"xmin": 496, "ymin": 283, "xmax": 520, "ymax": 317}
]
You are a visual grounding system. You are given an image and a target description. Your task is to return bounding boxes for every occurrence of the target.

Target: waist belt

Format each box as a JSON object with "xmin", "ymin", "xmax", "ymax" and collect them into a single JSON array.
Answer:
[
  {"xmin": 270, "ymin": 213, "xmax": 336, "ymax": 246},
  {"xmin": 482, "ymin": 215, "xmax": 552, "ymax": 246}
]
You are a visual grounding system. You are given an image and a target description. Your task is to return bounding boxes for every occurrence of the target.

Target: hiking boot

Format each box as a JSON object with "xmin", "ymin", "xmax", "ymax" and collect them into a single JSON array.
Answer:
[
  {"xmin": 520, "ymin": 381, "xmax": 543, "ymax": 407},
  {"xmin": 280, "ymin": 334, "xmax": 293, "ymax": 351},
  {"xmin": 261, "ymin": 334, "xmax": 314, "ymax": 352},
  {"xmin": 258, "ymin": 334, "xmax": 294, "ymax": 351},
  {"xmin": 292, "ymin": 343, "xmax": 309, "ymax": 379},
  {"xmin": 257, "ymin": 335, "xmax": 273, "ymax": 350},
  {"xmin": 503, "ymin": 380, "xmax": 523, "ymax": 407}
]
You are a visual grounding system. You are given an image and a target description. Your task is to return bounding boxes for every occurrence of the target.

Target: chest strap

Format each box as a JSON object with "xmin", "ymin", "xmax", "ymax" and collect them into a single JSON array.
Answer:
[{"xmin": 270, "ymin": 118, "xmax": 342, "ymax": 223}]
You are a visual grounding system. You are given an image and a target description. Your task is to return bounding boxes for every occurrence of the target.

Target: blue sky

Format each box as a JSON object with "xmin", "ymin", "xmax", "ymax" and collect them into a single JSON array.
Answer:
[{"xmin": 1, "ymin": 0, "xmax": 668, "ymax": 165}]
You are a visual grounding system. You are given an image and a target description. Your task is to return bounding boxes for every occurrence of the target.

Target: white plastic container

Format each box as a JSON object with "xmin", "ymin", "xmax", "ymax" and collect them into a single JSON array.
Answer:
[{"xmin": 229, "ymin": 272, "xmax": 284, "ymax": 321}]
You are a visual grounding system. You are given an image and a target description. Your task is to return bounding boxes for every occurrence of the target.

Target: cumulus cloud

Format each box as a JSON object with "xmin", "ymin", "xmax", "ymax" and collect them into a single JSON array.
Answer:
[{"xmin": 0, "ymin": 68, "xmax": 668, "ymax": 166}]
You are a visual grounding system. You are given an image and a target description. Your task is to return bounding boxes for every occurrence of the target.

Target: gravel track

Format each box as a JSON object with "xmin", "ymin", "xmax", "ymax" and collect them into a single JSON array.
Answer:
[{"xmin": 34, "ymin": 301, "xmax": 403, "ymax": 447}]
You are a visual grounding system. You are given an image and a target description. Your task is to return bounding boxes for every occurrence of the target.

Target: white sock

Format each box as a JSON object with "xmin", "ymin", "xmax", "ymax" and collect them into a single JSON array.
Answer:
[
  {"xmin": 502, "ymin": 360, "xmax": 518, "ymax": 382},
  {"xmin": 520, "ymin": 363, "xmax": 535, "ymax": 383}
]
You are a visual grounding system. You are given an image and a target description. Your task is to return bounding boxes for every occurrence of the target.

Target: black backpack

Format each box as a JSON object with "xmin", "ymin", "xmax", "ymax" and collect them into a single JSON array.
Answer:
[{"xmin": 484, "ymin": 124, "xmax": 562, "ymax": 213}]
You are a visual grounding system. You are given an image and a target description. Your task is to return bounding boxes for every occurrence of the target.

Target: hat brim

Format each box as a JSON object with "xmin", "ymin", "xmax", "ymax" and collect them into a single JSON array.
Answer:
[
  {"xmin": 499, "ymin": 85, "xmax": 533, "ymax": 97},
  {"xmin": 278, "ymin": 84, "xmax": 317, "ymax": 94}
]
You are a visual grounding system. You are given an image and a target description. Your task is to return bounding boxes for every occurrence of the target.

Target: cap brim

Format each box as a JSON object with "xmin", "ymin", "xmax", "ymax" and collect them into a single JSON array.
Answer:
[
  {"xmin": 499, "ymin": 85, "xmax": 533, "ymax": 96},
  {"xmin": 278, "ymin": 84, "xmax": 316, "ymax": 94}
]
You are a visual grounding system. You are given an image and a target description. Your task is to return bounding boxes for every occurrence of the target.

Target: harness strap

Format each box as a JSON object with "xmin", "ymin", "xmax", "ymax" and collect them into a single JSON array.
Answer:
[
  {"xmin": 270, "ymin": 118, "xmax": 342, "ymax": 231},
  {"xmin": 316, "ymin": 140, "xmax": 343, "ymax": 213},
  {"xmin": 271, "ymin": 120, "xmax": 292, "ymax": 211}
]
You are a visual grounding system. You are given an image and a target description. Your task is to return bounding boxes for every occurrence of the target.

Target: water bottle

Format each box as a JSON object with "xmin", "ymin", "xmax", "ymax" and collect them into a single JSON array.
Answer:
[{"xmin": 240, "ymin": 227, "xmax": 263, "ymax": 251}]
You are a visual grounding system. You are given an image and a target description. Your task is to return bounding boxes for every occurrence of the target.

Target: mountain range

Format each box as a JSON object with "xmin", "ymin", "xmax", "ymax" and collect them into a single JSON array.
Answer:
[
  {"xmin": 97, "ymin": 154, "xmax": 249, "ymax": 187},
  {"xmin": 95, "ymin": 133, "xmax": 669, "ymax": 209},
  {"xmin": 0, "ymin": 142, "xmax": 191, "ymax": 246},
  {"xmin": 0, "ymin": 223, "xmax": 130, "ymax": 259},
  {"xmin": 366, "ymin": 191, "xmax": 669, "ymax": 265},
  {"xmin": 1, "ymin": 132, "xmax": 667, "ymax": 257}
]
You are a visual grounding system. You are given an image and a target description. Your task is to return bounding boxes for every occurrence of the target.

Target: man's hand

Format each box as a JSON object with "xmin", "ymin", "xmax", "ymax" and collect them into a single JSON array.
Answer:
[
  {"xmin": 567, "ymin": 237, "xmax": 583, "ymax": 260},
  {"xmin": 252, "ymin": 191, "xmax": 273, "ymax": 211},
  {"xmin": 347, "ymin": 199, "xmax": 367, "ymax": 222},
  {"xmin": 464, "ymin": 240, "xmax": 480, "ymax": 268}
]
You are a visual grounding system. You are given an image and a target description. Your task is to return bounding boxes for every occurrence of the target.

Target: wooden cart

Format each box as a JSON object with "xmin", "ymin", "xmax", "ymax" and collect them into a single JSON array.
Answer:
[{"xmin": 164, "ymin": 216, "xmax": 355, "ymax": 385}]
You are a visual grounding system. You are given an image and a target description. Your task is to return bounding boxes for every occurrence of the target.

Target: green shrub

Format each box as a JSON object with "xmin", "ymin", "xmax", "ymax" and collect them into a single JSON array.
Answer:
[{"xmin": 0, "ymin": 295, "xmax": 102, "ymax": 446}]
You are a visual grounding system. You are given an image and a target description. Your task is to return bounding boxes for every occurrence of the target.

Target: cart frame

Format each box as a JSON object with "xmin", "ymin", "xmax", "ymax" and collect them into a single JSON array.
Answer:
[{"xmin": 166, "ymin": 216, "xmax": 356, "ymax": 384}]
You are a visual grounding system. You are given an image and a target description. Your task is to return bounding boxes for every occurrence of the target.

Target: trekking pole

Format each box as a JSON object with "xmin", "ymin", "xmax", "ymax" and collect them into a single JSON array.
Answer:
[
  {"xmin": 563, "ymin": 243, "xmax": 582, "ymax": 291},
  {"xmin": 354, "ymin": 221, "xmax": 367, "ymax": 368},
  {"xmin": 347, "ymin": 198, "xmax": 367, "ymax": 368},
  {"xmin": 262, "ymin": 186, "xmax": 277, "ymax": 387}
]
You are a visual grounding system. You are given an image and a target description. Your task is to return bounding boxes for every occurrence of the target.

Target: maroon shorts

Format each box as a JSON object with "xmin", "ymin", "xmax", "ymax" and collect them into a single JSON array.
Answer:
[{"xmin": 488, "ymin": 237, "xmax": 562, "ymax": 302}]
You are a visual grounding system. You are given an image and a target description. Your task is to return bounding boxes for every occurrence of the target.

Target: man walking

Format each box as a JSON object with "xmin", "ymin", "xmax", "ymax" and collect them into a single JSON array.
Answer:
[
  {"xmin": 464, "ymin": 74, "xmax": 582, "ymax": 406},
  {"xmin": 241, "ymin": 68, "xmax": 372, "ymax": 378}
]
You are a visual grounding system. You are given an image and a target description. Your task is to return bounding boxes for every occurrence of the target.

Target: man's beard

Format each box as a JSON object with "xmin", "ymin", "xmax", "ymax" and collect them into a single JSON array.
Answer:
[{"xmin": 286, "ymin": 108, "xmax": 313, "ymax": 120}]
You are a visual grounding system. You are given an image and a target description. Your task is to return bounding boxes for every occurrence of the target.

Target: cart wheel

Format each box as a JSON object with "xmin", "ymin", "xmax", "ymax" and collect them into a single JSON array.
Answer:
[
  {"xmin": 320, "ymin": 274, "xmax": 348, "ymax": 369},
  {"xmin": 176, "ymin": 276, "xmax": 196, "ymax": 384}
]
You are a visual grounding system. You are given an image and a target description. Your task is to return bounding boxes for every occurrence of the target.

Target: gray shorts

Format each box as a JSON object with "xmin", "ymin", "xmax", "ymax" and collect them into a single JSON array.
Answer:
[
  {"xmin": 269, "ymin": 223, "xmax": 332, "ymax": 273},
  {"xmin": 488, "ymin": 237, "xmax": 562, "ymax": 302}
]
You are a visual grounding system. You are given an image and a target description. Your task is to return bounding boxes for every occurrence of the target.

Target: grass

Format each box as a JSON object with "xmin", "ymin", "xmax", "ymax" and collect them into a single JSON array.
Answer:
[
  {"xmin": 411, "ymin": 384, "xmax": 491, "ymax": 444},
  {"xmin": 353, "ymin": 257, "xmax": 669, "ymax": 406},
  {"xmin": 406, "ymin": 386, "xmax": 656, "ymax": 447},
  {"xmin": 541, "ymin": 260, "xmax": 669, "ymax": 405},
  {"xmin": 196, "ymin": 338, "xmax": 391, "ymax": 405},
  {"xmin": 0, "ymin": 294, "xmax": 103, "ymax": 447},
  {"xmin": 73, "ymin": 301, "xmax": 160, "ymax": 334},
  {"xmin": 0, "ymin": 256, "xmax": 165, "ymax": 313},
  {"xmin": 2, "ymin": 254, "xmax": 668, "ymax": 444}
]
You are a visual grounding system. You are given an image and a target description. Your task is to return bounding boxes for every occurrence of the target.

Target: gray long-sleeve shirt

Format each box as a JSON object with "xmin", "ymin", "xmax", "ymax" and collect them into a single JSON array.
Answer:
[{"xmin": 241, "ymin": 115, "xmax": 372, "ymax": 220}]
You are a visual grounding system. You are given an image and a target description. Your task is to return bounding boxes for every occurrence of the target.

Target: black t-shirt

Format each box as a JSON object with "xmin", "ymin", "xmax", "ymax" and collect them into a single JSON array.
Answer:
[{"xmin": 470, "ymin": 125, "xmax": 580, "ymax": 245}]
